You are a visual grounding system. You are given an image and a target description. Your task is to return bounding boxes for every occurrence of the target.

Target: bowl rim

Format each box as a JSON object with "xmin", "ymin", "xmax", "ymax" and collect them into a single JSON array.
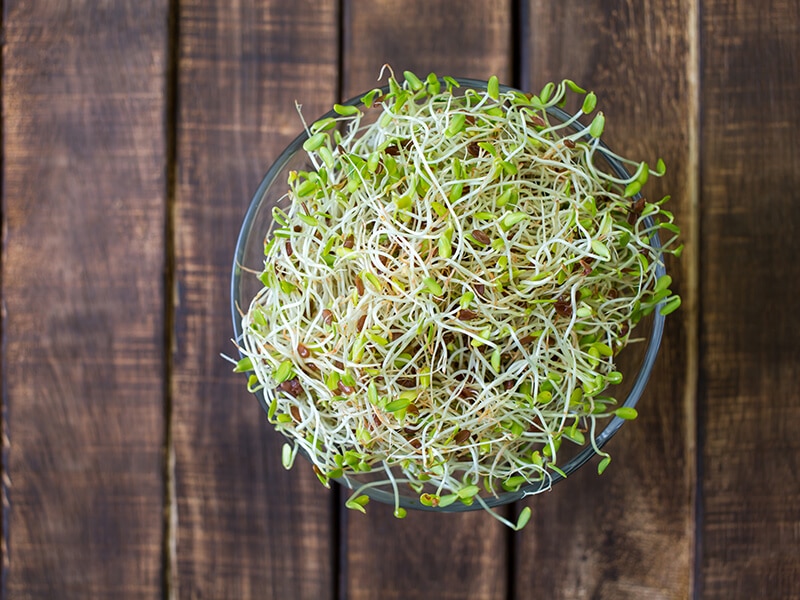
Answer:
[{"xmin": 231, "ymin": 77, "xmax": 666, "ymax": 510}]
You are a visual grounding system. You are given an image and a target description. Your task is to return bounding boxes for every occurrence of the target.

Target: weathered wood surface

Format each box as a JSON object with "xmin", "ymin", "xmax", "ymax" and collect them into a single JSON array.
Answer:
[
  {"xmin": 2, "ymin": 1, "xmax": 799, "ymax": 598},
  {"xmin": 699, "ymin": 0, "xmax": 800, "ymax": 597},
  {"xmin": 2, "ymin": 1, "xmax": 169, "ymax": 598},
  {"xmin": 515, "ymin": 2, "xmax": 697, "ymax": 598},
  {"xmin": 342, "ymin": 0, "xmax": 513, "ymax": 95},
  {"xmin": 171, "ymin": 1, "xmax": 339, "ymax": 598}
]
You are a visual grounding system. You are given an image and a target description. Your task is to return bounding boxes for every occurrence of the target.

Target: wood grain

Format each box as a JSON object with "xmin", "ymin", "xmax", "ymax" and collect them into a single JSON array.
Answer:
[
  {"xmin": 342, "ymin": 0, "xmax": 513, "ymax": 98},
  {"xmin": 172, "ymin": 1, "xmax": 339, "ymax": 598},
  {"xmin": 517, "ymin": 2, "xmax": 697, "ymax": 598},
  {"xmin": 3, "ymin": 1, "xmax": 800, "ymax": 597},
  {"xmin": 2, "ymin": 1, "xmax": 169, "ymax": 597},
  {"xmin": 700, "ymin": 1, "xmax": 800, "ymax": 597},
  {"xmin": 340, "ymin": 2, "xmax": 513, "ymax": 599}
]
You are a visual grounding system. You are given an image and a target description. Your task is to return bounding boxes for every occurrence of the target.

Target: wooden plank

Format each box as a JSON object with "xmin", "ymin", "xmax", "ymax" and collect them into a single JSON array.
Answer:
[
  {"xmin": 700, "ymin": 1, "xmax": 800, "ymax": 597},
  {"xmin": 342, "ymin": 0, "xmax": 513, "ymax": 98},
  {"xmin": 340, "ymin": 3, "xmax": 513, "ymax": 600},
  {"xmin": 516, "ymin": 2, "xmax": 697, "ymax": 598},
  {"xmin": 172, "ymin": 2, "xmax": 339, "ymax": 597},
  {"xmin": 2, "ymin": 1, "xmax": 168, "ymax": 597}
]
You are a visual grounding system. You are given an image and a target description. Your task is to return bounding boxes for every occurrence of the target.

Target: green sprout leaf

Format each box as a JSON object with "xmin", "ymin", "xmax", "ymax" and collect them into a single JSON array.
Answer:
[
  {"xmin": 421, "ymin": 276, "xmax": 443, "ymax": 296},
  {"xmin": 281, "ymin": 443, "xmax": 295, "ymax": 469},
  {"xmin": 367, "ymin": 381, "xmax": 379, "ymax": 405},
  {"xmin": 563, "ymin": 427, "xmax": 585, "ymax": 445},
  {"xmin": 660, "ymin": 295, "xmax": 682, "ymax": 316},
  {"xmin": 362, "ymin": 271, "xmax": 382, "ymax": 291},
  {"xmin": 661, "ymin": 222, "xmax": 681, "ymax": 234},
  {"xmin": 295, "ymin": 179, "xmax": 318, "ymax": 198},
  {"xmin": 487, "ymin": 75, "xmax": 500, "ymax": 100},
  {"xmin": 624, "ymin": 181, "xmax": 642, "ymax": 198},
  {"xmin": 515, "ymin": 506, "xmax": 532, "ymax": 530},
  {"xmin": 637, "ymin": 163, "xmax": 650, "ymax": 185},
  {"xmin": 492, "ymin": 189, "xmax": 510, "ymax": 208},
  {"xmin": 539, "ymin": 82, "xmax": 555, "ymax": 104},
  {"xmin": 319, "ymin": 145, "xmax": 334, "ymax": 168},
  {"xmin": 438, "ymin": 234, "xmax": 452, "ymax": 259},
  {"xmin": 449, "ymin": 181, "xmax": 464, "ymax": 202},
  {"xmin": 491, "ymin": 347, "xmax": 502, "ymax": 373},
  {"xmin": 591, "ymin": 239, "xmax": 611, "ymax": 260},
  {"xmin": 333, "ymin": 103, "xmax": 360, "ymax": 116},
  {"xmin": 303, "ymin": 132, "xmax": 328, "ymax": 152},
  {"xmin": 503, "ymin": 475, "xmax": 527, "ymax": 491},
  {"xmin": 419, "ymin": 493, "xmax": 439, "ymax": 507},
  {"xmin": 431, "ymin": 201, "xmax": 448, "ymax": 217},
  {"xmin": 367, "ymin": 332, "xmax": 389, "ymax": 346},
  {"xmin": 426, "ymin": 72, "xmax": 441, "ymax": 95},
  {"xmin": 273, "ymin": 360, "xmax": 294, "ymax": 383},
  {"xmin": 267, "ymin": 397, "xmax": 278, "ymax": 421},
  {"xmin": 233, "ymin": 356, "xmax": 253, "ymax": 373},
  {"xmin": 614, "ymin": 407, "xmax": 639, "ymax": 420},
  {"xmin": 457, "ymin": 485, "xmax": 481, "ymax": 500},
  {"xmin": 404, "ymin": 70, "xmax": 424, "ymax": 91},
  {"xmin": 345, "ymin": 494, "xmax": 370, "ymax": 514},
  {"xmin": 310, "ymin": 117, "xmax": 336, "ymax": 133},
  {"xmin": 581, "ymin": 91, "xmax": 597, "ymax": 114},
  {"xmin": 446, "ymin": 113, "xmax": 466, "ymax": 137},
  {"xmin": 501, "ymin": 211, "xmax": 528, "ymax": 230},
  {"xmin": 589, "ymin": 112, "xmax": 605, "ymax": 138},
  {"xmin": 443, "ymin": 75, "xmax": 460, "ymax": 92},
  {"xmin": 437, "ymin": 494, "xmax": 458, "ymax": 508},
  {"xmin": 655, "ymin": 274, "xmax": 673, "ymax": 293},
  {"xmin": 565, "ymin": 79, "xmax": 586, "ymax": 93},
  {"xmin": 361, "ymin": 88, "xmax": 381, "ymax": 108},
  {"xmin": 384, "ymin": 398, "xmax": 412, "ymax": 412}
]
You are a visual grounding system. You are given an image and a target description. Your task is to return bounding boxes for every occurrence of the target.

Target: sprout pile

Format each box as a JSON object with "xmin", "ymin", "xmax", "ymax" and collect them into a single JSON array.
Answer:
[{"xmin": 233, "ymin": 69, "xmax": 681, "ymax": 529}]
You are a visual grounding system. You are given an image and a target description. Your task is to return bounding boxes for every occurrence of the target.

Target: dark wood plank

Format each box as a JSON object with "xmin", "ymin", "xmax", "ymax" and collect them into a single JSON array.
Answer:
[
  {"xmin": 342, "ymin": 0, "xmax": 513, "ymax": 98},
  {"xmin": 700, "ymin": 1, "xmax": 800, "ymax": 597},
  {"xmin": 516, "ymin": 2, "xmax": 697, "ymax": 598},
  {"xmin": 341, "ymin": 3, "xmax": 513, "ymax": 599},
  {"xmin": 172, "ymin": 2, "xmax": 339, "ymax": 597},
  {"xmin": 2, "ymin": 2, "xmax": 168, "ymax": 597}
]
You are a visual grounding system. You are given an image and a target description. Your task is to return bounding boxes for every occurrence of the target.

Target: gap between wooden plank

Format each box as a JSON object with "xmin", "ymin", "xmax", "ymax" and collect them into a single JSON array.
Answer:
[
  {"xmin": 506, "ymin": 6, "xmax": 526, "ymax": 597},
  {"xmin": 333, "ymin": 5, "xmax": 346, "ymax": 600},
  {"xmin": 1, "ymin": 1, "xmax": 9, "ymax": 596},
  {"xmin": 163, "ymin": 0, "xmax": 180, "ymax": 598},
  {"xmin": 686, "ymin": 0, "xmax": 701, "ymax": 597}
]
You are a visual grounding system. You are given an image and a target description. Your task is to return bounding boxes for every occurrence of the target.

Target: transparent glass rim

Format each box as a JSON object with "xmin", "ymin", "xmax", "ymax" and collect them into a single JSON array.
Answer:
[{"xmin": 231, "ymin": 78, "xmax": 666, "ymax": 511}]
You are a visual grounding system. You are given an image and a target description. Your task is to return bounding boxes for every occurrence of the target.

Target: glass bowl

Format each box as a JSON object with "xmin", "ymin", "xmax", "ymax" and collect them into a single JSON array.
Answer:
[{"xmin": 231, "ymin": 78, "xmax": 666, "ymax": 512}]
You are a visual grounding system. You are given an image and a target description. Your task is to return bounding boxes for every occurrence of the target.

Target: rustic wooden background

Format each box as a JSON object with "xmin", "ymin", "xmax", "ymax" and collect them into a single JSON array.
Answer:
[{"xmin": 3, "ymin": 1, "xmax": 798, "ymax": 598}]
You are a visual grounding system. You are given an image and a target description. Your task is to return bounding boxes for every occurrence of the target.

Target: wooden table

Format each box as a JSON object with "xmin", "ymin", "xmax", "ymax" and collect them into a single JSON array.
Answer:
[{"xmin": 3, "ymin": 1, "xmax": 799, "ymax": 598}]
